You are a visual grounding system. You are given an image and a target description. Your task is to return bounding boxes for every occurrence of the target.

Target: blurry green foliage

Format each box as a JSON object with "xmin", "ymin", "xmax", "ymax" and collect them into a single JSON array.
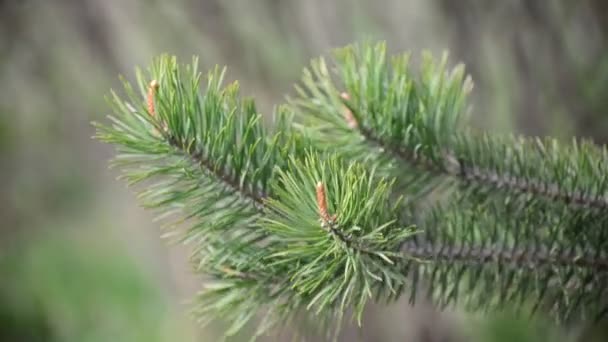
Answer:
[
  {"xmin": 0, "ymin": 233, "xmax": 180, "ymax": 342},
  {"xmin": 472, "ymin": 314, "xmax": 560, "ymax": 342}
]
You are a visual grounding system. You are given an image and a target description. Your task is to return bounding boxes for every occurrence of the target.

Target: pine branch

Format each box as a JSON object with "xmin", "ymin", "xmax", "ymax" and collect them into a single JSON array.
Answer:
[
  {"xmin": 396, "ymin": 199, "xmax": 608, "ymax": 322},
  {"xmin": 288, "ymin": 41, "xmax": 608, "ymax": 324},
  {"xmin": 166, "ymin": 133, "xmax": 266, "ymax": 209},
  {"xmin": 290, "ymin": 42, "xmax": 608, "ymax": 211},
  {"xmin": 355, "ymin": 119, "xmax": 608, "ymax": 210},
  {"xmin": 402, "ymin": 241, "xmax": 608, "ymax": 272},
  {"xmin": 94, "ymin": 56, "xmax": 303, "ymax": 336},
  {"xmin": 95, "ymin": 48, "xmax": 608, "ymax": 340},
  {"xmin": 95, "ymin": 55, "xmax": 416, "ymax": 339},
  {"xmin": 261, "ymin": 154, "xmax": 417, "ymax": 326}
]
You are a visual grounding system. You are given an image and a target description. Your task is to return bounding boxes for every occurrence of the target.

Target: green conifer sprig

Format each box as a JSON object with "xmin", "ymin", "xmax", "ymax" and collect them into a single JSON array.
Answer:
[
  {"xmin": 262, "ymin": 154, "xmax": 417, "ymax": 324},
  {"xmin": 95, "ymin": 56, "xmax": 419, "ymax": 339},
  {"xmin": 94, "ymin": 56, "xmax": 297, "ymax": 336},
  {"xmin": 288, "ymin": 41, "xmax": 608, "ymax": 325},
  {"xmin": 290, "ymin": 42, "xmax": 469, "ymax": 199},
  {"xmin": 95, "ymin": 45, "xmax": 608, "ymax": 339},
  {"xmin": 401, "ymin": 199, "xmax": 608, "ymax": 323},
  {"xmin": 290, "ymin": 42, "xmax": 608, "ymax": 210}
]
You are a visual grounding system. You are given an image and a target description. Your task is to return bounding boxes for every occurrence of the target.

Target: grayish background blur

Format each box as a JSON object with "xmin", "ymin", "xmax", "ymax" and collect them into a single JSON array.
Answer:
[{"xmin": 1, "ymin": 1, "xmax": 607, "ymax": 341}]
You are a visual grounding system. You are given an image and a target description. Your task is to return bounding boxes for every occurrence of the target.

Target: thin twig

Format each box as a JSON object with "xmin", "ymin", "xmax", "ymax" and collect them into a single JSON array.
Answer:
[
  {"xmin": 343, "ymin": 99, "xmax": 608, "ymax": 210},
  {"xmin": 401, "ymin": 241, "xmax": 608, "ymax": 272}
]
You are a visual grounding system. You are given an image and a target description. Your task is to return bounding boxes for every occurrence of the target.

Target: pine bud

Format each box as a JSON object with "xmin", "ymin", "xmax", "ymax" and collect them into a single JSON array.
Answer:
[
  {"xmin": 147, "ymin": 80, "xmax": 160, "ymax": 116},
  {"xmin": 316, "ymin": 181, "xmax": 331, "ymax": 224},
  {"xmin": 340, "ymin": 92, "xmax": 358, "ymax": 129}
]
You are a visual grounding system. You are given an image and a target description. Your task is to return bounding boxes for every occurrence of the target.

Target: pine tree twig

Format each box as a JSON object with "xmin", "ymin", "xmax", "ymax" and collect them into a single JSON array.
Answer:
[
  {"xmin": 142, "ymin": 75, "xmax": 269, "ymax": 210},
  {"xmin": 96, "ymin": 49, "xmax": 608, "ymax": 338},
  {"xmin": 341, "ymin": 96, "xmax": 608, "ymax": 211},
  {"xmin": 402, "ymin": 241, "xmax": 608, "ymax": 272},
  {"xmin": 457, "ymin": 163, "xmax": 608, "ymax": 210},
  {"xmin": 167, "ymin": 134, "xmax": 267, "ymax": 209},
  {"xmin": 352, "ymin": 118, "xmax": 443, "ymax": 176},
  {"xmin": 315, "ymin": 181, "xmax": 384, "ymax": 257},
  {"xmin": 292, "ymin": 42, "xmax": 608, "ymax": 212}
]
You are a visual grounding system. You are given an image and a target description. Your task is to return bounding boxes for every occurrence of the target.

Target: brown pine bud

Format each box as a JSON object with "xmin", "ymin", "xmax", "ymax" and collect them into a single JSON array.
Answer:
[
  {"xmin": 340, "ymin": 92, "xmax": 357, "ymax": 129},
  {"xmin": 316, "ymin": 181, "xmax": 331, "ymax": 224},
  {"xmin": 147, "ymin": 80, "xmax": 160, "ymax": 116}
]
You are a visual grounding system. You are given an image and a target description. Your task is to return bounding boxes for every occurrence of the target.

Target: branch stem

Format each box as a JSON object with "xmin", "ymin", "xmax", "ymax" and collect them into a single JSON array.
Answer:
[
  {"xmin": 355, "ymin": 122, "xmax": 608, "ymax": 210},
  {"xmin": 167, "ymin": 135, "xmax": 267, "ymax": 210},
  {"xmin": 402, "ymin": 241, "xmax": 608, "ymax": 272}
]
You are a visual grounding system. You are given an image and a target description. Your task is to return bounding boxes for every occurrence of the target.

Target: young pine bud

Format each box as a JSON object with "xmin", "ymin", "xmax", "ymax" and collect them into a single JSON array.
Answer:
[
  {"xmin": 147, "ymin": 80, "xmax": 160, "ymax": 116},
  {"xmin": 146, "ymin": 80, "xmax": 168, "ymax": 134},
  {"xmin": 340, "ymin": 92, "xmax": 357, "ymax": 129},
  {"xmin": 316, "ymin": 181, "xmax": 331, "ymax": 224}
]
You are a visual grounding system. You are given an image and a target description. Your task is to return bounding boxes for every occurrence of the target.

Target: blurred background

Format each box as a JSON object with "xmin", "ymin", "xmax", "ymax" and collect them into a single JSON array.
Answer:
[{"xmin": 1, "ymin": 1, "xmax": 607, "ymax": 341}]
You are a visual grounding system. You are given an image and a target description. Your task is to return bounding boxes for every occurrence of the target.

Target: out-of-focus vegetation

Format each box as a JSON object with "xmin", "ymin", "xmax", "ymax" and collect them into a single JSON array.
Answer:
[
  {"xmin": 1, "ymin": 1, "xmax": 607, "ymax": 341},
  {"xmin": 0, "ymin": 231, "xmax": 192, "ymax": 342}
]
